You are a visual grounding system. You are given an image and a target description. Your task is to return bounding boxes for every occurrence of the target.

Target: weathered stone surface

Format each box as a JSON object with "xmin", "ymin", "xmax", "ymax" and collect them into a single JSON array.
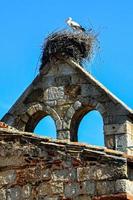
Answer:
[
  {"xmin": 77, "ymin": 166, "xmax": 96, "ymax": 181},
  {"xmin": 27, "ymin": 106, "xmax": 37, "ymax": 116},
  {"xmin": 73, "ymin": 100, "xmax": 82, "ymax": 110},
  {"xmin": 38, "ymin": 182, "xmax": 63, "ymax": 195},
  {"xmin": 64, "ymin": 180, "xmax": 95, "ymax": 198},
  {"xmin": 104, "ymin": 123, "xmax": 127, "ymax": 135},
  {"xmin": 41, "ymin": 168, "xmax": 51, "ymax": 180},
  {"xmin": 0, "ymin": 189, "xmax": 6, "ymax": 200},
  {"xmin": 115, "ymin": 179, "xmax": 133, "ymax": 194},
  {"xmin": 66, "ymin": 106, "xmax": 75, "ymax": 119},
  {"xmin": 0, "ymin": 170, "xmax": 16, "ymax": 187},
  {"xmin": 64, "ymin": 182, "xmax": 80, "ymax": 198},
  {"xmin": 115, "ymin": 179, "xmax": 127, "ymax": 193},
  {"xmin": 52, "ymin": 168, "xmax": 76, "ymax": 182},
  {"xmin": 77, "ymin": 163, "xmax": 127, "ymax": 181},
  {"xmin": 22, "ymin": 184, "xmax": 32, "ymax": 199},
  {"xmin": 57, "ymin": 130, "xmax": 70, "ymax": 140},
  {"xmin": 1, "ymin": 55, "xmax": 133, "ymax": 200},
  {"xmin": 82, "ymin": 180, "xmax": 96, "ymax": 195},
  {"xmin": 96, "ymin": 181, "xmax": 115, "ymax": 195},
  {"xmin": 0, "ymin": 156, "xmax": 24, "ymax": 168},
  {"xmin": 81, "ymin": 84, "xmax": 100, "ymax": 97},
  {"xmin": 115, "ymin": 134, "xmax": 128, "ymax": 152},
  {"xmin": 62, "ymin": 120, "xmax": 71, "ymax": 130},
  {"xmin": 2, "ymin": 60, "xmax": 133, "ymax": 154},
  {"xmin": 0, "ymin": 131, "xmax": 132, "ymax": 199},
  {"xmin": 6, "ymin": 186, "xmax": 22, "ymax": 200}
]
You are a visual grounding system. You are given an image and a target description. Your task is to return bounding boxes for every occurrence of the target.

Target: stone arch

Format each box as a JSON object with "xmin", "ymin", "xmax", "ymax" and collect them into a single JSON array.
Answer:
[
  {"xmin": 18, "ymin": 103, "xmax": 61, "ymax": 133},
  {"xmin": 69, "ymin": 101, "xmax": 106, "ymax": 142}
]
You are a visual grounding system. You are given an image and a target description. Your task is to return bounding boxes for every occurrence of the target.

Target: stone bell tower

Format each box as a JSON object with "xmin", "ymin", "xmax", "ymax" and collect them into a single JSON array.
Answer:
[
  {"xmin": 2, "ymin": 58, "xmax": 133, "ymax": 153},
  {"xmin": 0, "ymin": 30, "xmax": 133, "ymax": 199}
]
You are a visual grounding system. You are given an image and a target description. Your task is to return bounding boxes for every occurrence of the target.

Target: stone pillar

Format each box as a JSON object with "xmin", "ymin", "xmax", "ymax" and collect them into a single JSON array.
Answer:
[{"xmin": 104, "ymin": 120, "xmax": 133, "ymax": 154}]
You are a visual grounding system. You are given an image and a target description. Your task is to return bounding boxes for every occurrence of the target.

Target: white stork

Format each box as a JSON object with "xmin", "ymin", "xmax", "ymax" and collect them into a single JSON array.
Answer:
[{"xmin": 66, "ymin": 17, "xmax": 85, "ymax": 32}]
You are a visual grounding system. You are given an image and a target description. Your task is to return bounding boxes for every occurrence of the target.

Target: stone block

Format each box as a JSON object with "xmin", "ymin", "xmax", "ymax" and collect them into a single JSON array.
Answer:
[
  {"xmin": 115, "ymin": 179, "xmax": 133, "ymax": 194},
  {"xmin": 62, "ymin": 120, "xmax": 71, "ymax": 130},
  {"xmin": 115, "ymin": 179, "xmax": 127, "ymax": 193},
  {"xmin": 42, "ymin": 76, "xmax": 55, "ymax": 88},
  {"xmin": 45, "ymin": 100, "xmax": 57, "ymax": 106},
  {"xmin": 0, "ymin": 156, "xmax": 24, "ymax": 168},
  {"xmin": 77, "ymin": 163, "xmax": 127, "ymax": 182},
  {"xmin": 77, "ymin": 166, "xmax": 96, "ymax": 181},
  {"xmin": 81, "ymin": 84, "xmax": 99, "ymax": 97},
  {"xmin": 52, "ymin": 168, "xmax": 76, "ymax": 182},
  {"xmin": 23, "ymin": 145, "xmax": 48, "ymax": 158},
  {"xmin": 104, "ymin": 123, "xmax": 127, "ymax": 135},
  {"xmin": 64, "ymin": 180, "xmax": 95, "ymax": 198},
  {"xmin": 127, "ymin": 133, "xmax": 133, "ymax": 147},
  {"xmin": 64, "ymin": 182, "xmax": 80, "ymax": 198},
  {"xmin": 96, "ymin": 180, "xmax": 115, "ymax": 195},
  {"xmin": 16, "ymin": 165, "xmax": 51, "ymax": 183},
  {"xmin": 55, "ymin": 75, "xmax": 72, "ymax": 85},
  {"xmin": 57, "ymin": 130, "xmax": 70, "ymax": 140},
  {"xmin": 66, "ymin": 106, "xmax": 75, "ymax": 119},
  {"xmin": 81, "ymin": 180, "xmax": 96, "ymax": 195},
  {"xmin": 0, "ymin": 170, "xmax": 16, "ymax": 187},
  {"xmin": 38, "ymin": 182, "xmax": 63, "ymax": 196},
  {"xmin": 27, "ymin": 106, "xmax": 37, "ymax": 116},
  {"xmin": 127, "ymin": 180, "xmax": 133, "ymax": 194},
  {"xmin": 6, "ymin": 186, "xmax": 21, "ymax": 200},
  {"xmin": 126, "ymin": 121, "xmax": 133, "ymax": 134},
  {"xmin": 73, "ymin": 101, "xmax": 82, "ymax": 110},
  {"xmin": 0, "ymin": 189, "xmax": 6, "ymax": 200},
  {"xmin": 115, "ymin": 134, "xmax": 128, "ymax": 151},
  {"xmin": 22, "ymin": 184, "xmax": 32, "ymax": 199},
  {"xmin": 41, "ymin": 168, "xmax": 51, "ymax": 181}
]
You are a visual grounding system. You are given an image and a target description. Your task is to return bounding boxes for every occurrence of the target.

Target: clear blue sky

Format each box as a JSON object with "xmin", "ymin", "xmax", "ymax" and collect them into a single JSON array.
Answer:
[{"xmin": 0, "ymin": 0, "xmax": 133, "ymax": 146}]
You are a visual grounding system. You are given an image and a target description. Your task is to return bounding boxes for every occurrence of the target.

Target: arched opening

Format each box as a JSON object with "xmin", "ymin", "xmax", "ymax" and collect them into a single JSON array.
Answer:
[
  {"xmin": 34, "ymin": 115, "xmax": 56, "ymax": 138},
  {"xmin": 78, "ymin": 110, "xmax": 104, "ymax": 146}
]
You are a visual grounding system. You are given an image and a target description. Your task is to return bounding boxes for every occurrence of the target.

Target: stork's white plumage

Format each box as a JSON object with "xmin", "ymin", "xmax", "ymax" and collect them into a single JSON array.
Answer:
[{"xmin": 66, "ymin": 17, "xmax": 85, "ymax": 32}]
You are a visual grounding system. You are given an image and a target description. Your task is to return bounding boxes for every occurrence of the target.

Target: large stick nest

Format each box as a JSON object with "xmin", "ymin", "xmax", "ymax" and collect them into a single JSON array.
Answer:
[{"xmin": 40, "ymin": 30, "xmax": 96, "ymax": 70}]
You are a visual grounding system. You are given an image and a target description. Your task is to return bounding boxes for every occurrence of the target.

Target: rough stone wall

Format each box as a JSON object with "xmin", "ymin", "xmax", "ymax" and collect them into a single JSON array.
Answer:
[
  {"xmin": 2, "ymin": 60, "xmax": 133, "ymax": 154},
  {"xmin": 0, "ymin": 129, "xmax": 133, "ymax": 200}
]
